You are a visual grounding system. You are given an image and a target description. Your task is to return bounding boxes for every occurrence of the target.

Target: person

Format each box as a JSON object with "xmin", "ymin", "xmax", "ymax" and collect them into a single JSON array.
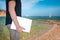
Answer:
[{"xmin": 6, "ymin": 0, "xmax": 25, "ymax": 40}]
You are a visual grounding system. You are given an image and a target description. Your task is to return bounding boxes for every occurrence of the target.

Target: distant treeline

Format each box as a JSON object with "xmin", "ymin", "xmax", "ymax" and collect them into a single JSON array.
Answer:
[
  {"xmin": 0, "ymin": 9, "xmax": 6, "ymax": 12},
  {"xmin": 23, "ymin": 16, "xmax": 60, "ymax": 20}
]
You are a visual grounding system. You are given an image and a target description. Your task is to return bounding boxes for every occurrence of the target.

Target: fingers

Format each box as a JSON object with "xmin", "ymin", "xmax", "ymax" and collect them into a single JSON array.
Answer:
[
  {"xmin": 16, "ymin": 26, "xmax": 25, "ymax": 32},
  {"xmin": 16, "ymin": 29, "xmax": 22, "ymax": 32},
  {"xmin": 16, "ymin": 27, "xmax": 25, "ymax": 32},
  {"xmin": 21, "ymin": 27, "xmax": 25, "ymax": 30}
]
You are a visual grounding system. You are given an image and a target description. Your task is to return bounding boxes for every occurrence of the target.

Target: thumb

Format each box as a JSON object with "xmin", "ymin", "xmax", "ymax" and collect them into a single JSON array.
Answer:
[{"xmin": 21, "ymin": 27, "xmax": 25, "ymax": 30}]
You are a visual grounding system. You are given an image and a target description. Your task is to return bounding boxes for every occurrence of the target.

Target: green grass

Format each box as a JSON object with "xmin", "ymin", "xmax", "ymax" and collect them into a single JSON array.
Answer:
[
  {"xmin": 20, "ymin": 19, "xmax": 50, "ymax": 40},
  {"xmin": 0, "ymin": 18, "xmax": 52, "ymax": 40},
  {"xmin": 20, "ymin": 24, "xmax": 45, "ymax": 40}
]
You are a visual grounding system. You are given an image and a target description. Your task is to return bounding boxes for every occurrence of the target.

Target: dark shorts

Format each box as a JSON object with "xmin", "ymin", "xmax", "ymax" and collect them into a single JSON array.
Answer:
[
  {"xmin": 5, "ymin": 9, "xmax": 21, "ymax": 25},
  {"xmin": 5, "ymin": 12, "xmax": 21, "ymax": 25},
  {"xmin": 5, "ymin": 11, "xmax": 11, "ymax": 25}
]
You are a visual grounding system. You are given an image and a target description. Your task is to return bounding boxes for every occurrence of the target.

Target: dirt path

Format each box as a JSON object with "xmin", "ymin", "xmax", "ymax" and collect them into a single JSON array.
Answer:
[
  {"xmin": 34, "ymin": 23, "xmax": 60, "ymax": 40},
  {"xmin": 25, "ymin": 24, "xmax": 52, "ymax": 40}
]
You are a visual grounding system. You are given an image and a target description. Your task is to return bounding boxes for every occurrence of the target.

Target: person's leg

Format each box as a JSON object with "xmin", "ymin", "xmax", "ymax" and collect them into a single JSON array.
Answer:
[
  {"xmin": 15, "ymin": 31, "xmax": 20, "ymax": 40},
  {"xmin": 6, "ymin": 24, "xmax": 20, "ymax": 40},
  {"xmin": 10, "ymin": 29, "xmax": 16, "ymax": 40},
  {"xmin": 10, "ymin": 30, "xmax": 20, "ymax": 40},
  {"xmin": 6, "ymin": 24, "xmax": 11, "ymax": 31},
  {"xmin": 6, "ymin": 24, "xmax": 16, "ymax": 40}
]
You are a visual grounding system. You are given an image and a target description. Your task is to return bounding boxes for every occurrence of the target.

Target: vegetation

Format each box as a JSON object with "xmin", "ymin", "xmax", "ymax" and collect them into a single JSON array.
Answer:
[{"xmin": 0, "ymin": 17, "xmax": 52, "ymax": 40}]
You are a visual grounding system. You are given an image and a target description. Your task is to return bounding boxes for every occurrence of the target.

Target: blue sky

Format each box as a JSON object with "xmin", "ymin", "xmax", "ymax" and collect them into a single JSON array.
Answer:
[
  {"xmin": 0, "ymin": 0, "xmax": 60, "ymax": 16},
  {"xmin": 22, "ymin": 0, "xmax": 60, "ymax": 16},
  {"xmin": 0, "ymin": 0, "xmax": 6, "ymax": 10}
]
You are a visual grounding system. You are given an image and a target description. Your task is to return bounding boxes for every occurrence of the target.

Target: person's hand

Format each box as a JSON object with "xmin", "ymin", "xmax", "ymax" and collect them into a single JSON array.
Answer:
[{"xmin": 16, "ymin": 26, "xmax": 25, "ymax": 32}]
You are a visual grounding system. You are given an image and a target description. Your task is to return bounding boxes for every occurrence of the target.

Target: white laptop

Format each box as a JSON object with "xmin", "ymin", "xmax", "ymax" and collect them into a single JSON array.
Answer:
[{"xmin": 10, "ymin": 16, "xmax": 32, "ymax": 33}]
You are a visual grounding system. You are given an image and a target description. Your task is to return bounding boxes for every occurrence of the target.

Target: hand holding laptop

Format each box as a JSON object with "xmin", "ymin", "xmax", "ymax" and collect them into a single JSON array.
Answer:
[
  {"xmin": 11, "ymin": 16, "xmax": 32, "ymax": 33},
  {"xmin": 16, "ymin": 25, "xmax": 25, "ymax": 32}
]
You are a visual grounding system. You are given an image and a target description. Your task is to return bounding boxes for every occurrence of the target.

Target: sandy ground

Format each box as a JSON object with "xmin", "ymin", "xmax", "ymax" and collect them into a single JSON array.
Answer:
[
  {"xmin": 34, "ymin": 22, "xmax": 60, "ymax": 40},
  {"xmin": 25, "ymin": 21, "xmax": 60, "ymax": 40}
]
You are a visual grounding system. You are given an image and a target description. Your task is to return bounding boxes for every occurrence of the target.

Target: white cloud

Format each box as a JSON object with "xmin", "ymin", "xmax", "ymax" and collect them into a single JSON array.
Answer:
[{"xmin": 21, "ymin": 0, "xmax": 44, "ymax": 9}]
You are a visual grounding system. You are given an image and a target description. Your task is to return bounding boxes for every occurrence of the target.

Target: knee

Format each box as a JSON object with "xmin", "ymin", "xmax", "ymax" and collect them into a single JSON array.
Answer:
[{"xmin": 6, "ymin": 24, "xmax": 11, "ymax": 30}]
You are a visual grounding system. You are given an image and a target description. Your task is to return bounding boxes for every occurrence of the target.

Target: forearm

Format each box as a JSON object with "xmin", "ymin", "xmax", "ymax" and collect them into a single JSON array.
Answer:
[
  {"xmin": 9, "ymin": 9, "xmax": 20, "ymax": 28},
  {"xmin": 9, "ymin": 1, "xmax": 20, "ymax": 28}
]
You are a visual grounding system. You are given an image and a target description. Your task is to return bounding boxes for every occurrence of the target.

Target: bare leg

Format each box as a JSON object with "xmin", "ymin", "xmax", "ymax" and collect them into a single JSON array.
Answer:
[
  {"xmin": 15, "ymin": 31, "xmax": 20, "ymax": 40},
  {"xmin": 10, "ymin": 29, "xmax": 16, "ymax": 40},
  {"xmin": 6, "ymin": 24, "xmax": 20, "ymax": 40}
]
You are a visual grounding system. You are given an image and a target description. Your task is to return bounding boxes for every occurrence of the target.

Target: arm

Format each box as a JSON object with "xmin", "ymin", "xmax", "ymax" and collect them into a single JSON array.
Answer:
[
  {"xmin": 9, "ymin": 1, "xmax": 24, "ymax": 32},
  {"xmin": 9, "ymin": 1, "xmax": 19, "ymax": 28}
]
